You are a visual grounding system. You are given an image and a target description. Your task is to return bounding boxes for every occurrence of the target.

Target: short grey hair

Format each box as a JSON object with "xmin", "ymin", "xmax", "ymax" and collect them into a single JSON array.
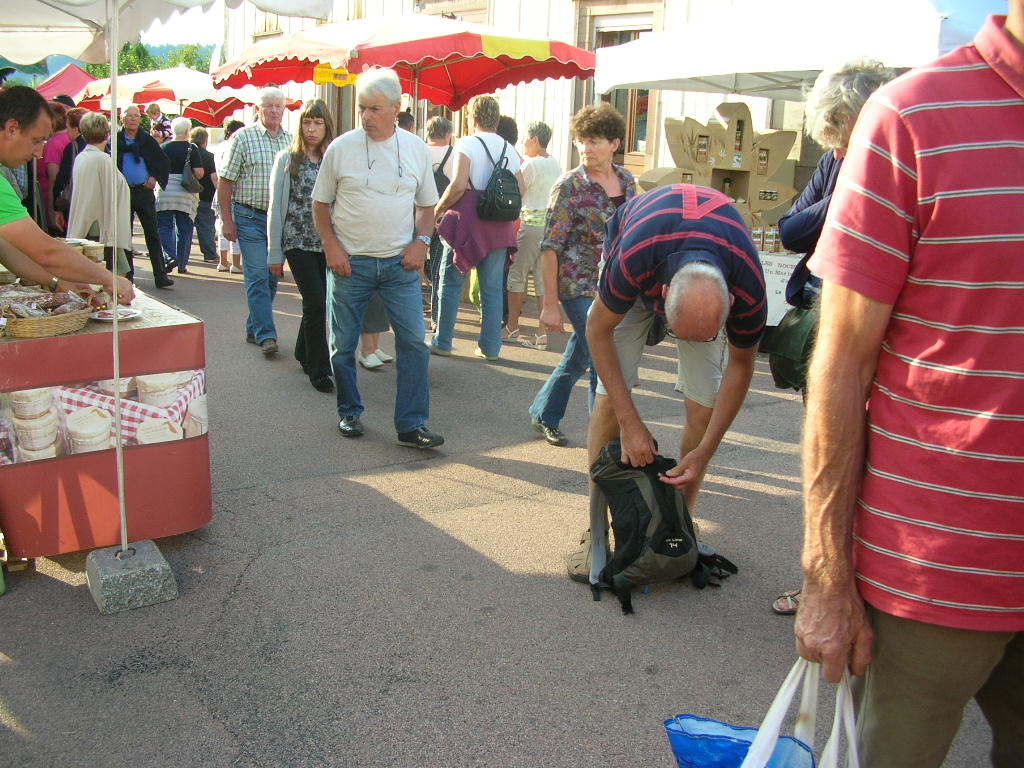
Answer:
[
  {"xmin": 79, "ymin": 111, "xmax": 110, "ymax": 144},
  {"xmin": 526, "ymin": 120, "xmax": 552, "ymax": 149},
  {"xmin": 426, "ymin": 115, "xmax": 452, "ymax": 141},
  {"xmin": 258, "ymin": 86, "xmax": 286, "ymax": 106},
  {"xmin": 665, "ymin": 261, "xmax": 729, "ymax": 332},
  {"xmin": 804, "ymin": 58, "xmax": 895, "ymax": 151},
  {"xmin": 171, "ymin": 116, "xmax": 191, "ymax": 138},
  {"xmin": 357, "ymin": 68, "xmax": 402, "ymax": 105}
]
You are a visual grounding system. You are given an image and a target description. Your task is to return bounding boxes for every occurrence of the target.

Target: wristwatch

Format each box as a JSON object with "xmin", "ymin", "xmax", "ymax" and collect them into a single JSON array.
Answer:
[{"xmin": 415, "ymin": 235, "xmax": 431, "ymax": 247}]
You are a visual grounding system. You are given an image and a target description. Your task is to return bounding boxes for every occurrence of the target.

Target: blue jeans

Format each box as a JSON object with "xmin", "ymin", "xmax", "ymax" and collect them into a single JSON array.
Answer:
[
  {"xmin": 233, "ymin": 202, "xmax": 278, "ymax": 343},
  {"xmin": 157, "ymin": 209, "xmax": 195, "ymax": 270},
  {"xmin": 194, "ymin": 199, "xmax": 217, "ymax": 261},
  {"xmin": 529, "ymin": 295, "xmax": 596, "ymax": 428},
  {"xmin": 328, "ymin": 254, "xmax": 430, "ymax": 433},
  {"xmin": 434, "ymin": 244, "xmax": 504, "ymax": 358}
]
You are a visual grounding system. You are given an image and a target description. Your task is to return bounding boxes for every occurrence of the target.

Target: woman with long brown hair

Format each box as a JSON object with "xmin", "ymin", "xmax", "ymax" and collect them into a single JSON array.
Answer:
[{"xmin": 268, "ymin": 98, "xmax": 336, "ymax": 393}]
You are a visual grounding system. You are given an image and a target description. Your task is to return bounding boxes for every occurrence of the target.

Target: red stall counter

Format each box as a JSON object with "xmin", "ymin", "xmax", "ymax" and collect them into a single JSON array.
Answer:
[{"xmin": 0, "ymin": 293, "xmax": 212, "ymax": 559}]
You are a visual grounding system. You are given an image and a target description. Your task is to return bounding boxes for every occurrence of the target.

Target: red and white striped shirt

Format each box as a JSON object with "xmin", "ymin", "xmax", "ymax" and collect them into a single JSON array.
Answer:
[{"xmin": 810, "ymin": 15, "xmax": 1024, "ymax": 631}]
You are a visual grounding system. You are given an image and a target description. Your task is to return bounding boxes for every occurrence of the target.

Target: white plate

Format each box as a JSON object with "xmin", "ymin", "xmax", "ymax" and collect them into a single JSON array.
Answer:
[{"xmin": 90, "ymin": 308, "xmax": 142, "ymax": 322}]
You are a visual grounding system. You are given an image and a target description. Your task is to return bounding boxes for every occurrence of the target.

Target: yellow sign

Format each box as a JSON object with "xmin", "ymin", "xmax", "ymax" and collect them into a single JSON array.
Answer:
[{"xmin": 313, "ymin": 64, "xmax": 358, "ymax": 87}]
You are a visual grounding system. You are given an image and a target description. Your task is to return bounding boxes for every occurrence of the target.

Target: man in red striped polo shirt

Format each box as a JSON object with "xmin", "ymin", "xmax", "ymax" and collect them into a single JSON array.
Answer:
[
  {"xmin": 797, "ymin": 8, "xmax": 1024, "ymax": 766},
  {"xmin": 568, "ymin": 184, "xmax": 765, "ymax": 584}
]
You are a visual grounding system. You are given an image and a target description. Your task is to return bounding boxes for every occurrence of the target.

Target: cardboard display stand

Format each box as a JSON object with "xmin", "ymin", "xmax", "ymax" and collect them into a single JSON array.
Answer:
[{"xmin": 0, "ymin": 294, "xmax": 212, "ymax": 559}]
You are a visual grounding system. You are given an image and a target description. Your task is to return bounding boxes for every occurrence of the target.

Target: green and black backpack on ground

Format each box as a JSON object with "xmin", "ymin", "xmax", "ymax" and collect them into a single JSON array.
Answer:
[{"xmin": 590, "ymin": 440, "xmax": 737, "ymax": 614}]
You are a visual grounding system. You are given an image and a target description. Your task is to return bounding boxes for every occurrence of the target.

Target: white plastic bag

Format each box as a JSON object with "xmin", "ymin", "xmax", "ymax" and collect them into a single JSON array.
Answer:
[{"xmin": 740, "ymin": 659, "xmax": 859, "ymax": 768}]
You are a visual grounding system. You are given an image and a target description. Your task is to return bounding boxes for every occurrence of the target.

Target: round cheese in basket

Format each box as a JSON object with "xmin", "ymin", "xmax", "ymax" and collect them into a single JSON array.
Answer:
[
  {"xmin": 137, "ymin": 417, "xmax": 184, "ymax": 444},
  {"xmin": 67, "ymin": 406, "xmax": 113, "ymax": 453},
  {"xmin": 11, "ymin": 387, "xmax": 55, "ymax": 419},
  {"xmin": 13, "ymin": 406, "xmax": 60, "ymax": 450},
  {"xmin": 135, "ymin": 373, "xmax": 180, "ymax": 408},
  {"xmin": 19, "ymin": 439, "xmax": 59, "ymax": 461}
]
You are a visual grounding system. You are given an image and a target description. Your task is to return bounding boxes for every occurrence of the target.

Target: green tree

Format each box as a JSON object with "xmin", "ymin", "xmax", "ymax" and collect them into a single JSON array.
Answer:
[
  {"xmin": 84, "ymin": 42, "xmax": 156, "ymax": 78},
  {"xmin": 162, "ymin": 44, "xmax": 211, "ymax": 73}
]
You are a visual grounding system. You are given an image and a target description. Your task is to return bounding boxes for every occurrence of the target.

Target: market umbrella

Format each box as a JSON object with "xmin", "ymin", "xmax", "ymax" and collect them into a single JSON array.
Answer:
[
  {"xmin": 0, "ymin": 0, "xmax": 330, "ymax": 66},
  {"xmin": 593, "ymin": 0, "xmax": 1004, "ymax": 100},
  {"xmin": 212, "ymin": 15, "xmax": 596, "ymax": 109},
  {"xmin": 182, "ymin": 96, "xmax": 303, "ymax": 125},
  {"xmin": 74, "ymin": 67, "xmax": 302, "ymax": 122},
  {"xmin": 36, "ymin": 62, "xmax": 97, "ymax": 101}
]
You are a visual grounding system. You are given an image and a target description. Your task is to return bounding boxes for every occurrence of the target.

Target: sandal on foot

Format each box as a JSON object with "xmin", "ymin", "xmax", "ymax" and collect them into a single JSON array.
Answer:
[
  {"xmin": 522, "ymin": 333, "xmax": 548, "ymax": 351},
  {"xmin": 771, "ymin": 589, "xmax": 801, "ymax": 615}
]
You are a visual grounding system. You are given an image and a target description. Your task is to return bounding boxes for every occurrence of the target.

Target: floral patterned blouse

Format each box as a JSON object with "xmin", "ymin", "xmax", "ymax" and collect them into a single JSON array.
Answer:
[
  {"xmin": 282, "ymin": 156, "xmax": 322, "ymax": 254},
  {"xmin": 540, "ymin": 163, "xmax": 635, "ymax": 301}
]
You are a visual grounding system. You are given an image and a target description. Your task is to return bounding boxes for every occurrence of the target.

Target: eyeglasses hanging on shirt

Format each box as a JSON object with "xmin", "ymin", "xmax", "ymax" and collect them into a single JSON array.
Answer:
[{"xmin": 365, "ymin": 131, "xmax": 404, "ymax": 196}]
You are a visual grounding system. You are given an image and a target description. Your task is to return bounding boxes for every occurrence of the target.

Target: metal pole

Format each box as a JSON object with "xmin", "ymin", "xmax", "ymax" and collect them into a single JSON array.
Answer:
[{"xmin": 108, "ymin": 0, "xmax": 130, "ymax": 557}]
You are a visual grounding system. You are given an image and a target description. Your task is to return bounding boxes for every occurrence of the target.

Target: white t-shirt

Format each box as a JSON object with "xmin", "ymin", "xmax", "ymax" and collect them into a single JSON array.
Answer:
[
  {"xmin": 429, "ymin": 143, "xmax": 455, "ymax": 186},
  {"xmin": 313, "ymin": 127, "xmax": 438, "ymax": 258},
  {"xmin": 455, "ymin": 132, "xmax": 521, "ymax": 192},
  {"xmin": 520, "ymin": 155, "xmax": 562, "ymax": 212}
]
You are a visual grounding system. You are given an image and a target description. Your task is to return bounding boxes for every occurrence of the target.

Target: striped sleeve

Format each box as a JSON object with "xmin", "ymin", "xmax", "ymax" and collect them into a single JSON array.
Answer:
[{"xmin": 810, "ymin": 95, "xmax": 919, "ymax": 306}]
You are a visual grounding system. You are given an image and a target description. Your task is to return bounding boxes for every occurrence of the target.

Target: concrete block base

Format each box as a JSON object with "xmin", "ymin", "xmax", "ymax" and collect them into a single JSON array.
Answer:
[{"xmin": 86, "ymin": 540, "xmax": 178, "ymax": 614}]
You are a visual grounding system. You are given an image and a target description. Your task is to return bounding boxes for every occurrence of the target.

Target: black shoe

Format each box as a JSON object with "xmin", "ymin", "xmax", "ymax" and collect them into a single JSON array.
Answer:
[
  {"xmin": 338, "ymin": 416, "xmax": 364, "ymax": 437},
  {"xmin": 164, "ymin": 258, "xmax": 177, "ymax": 272},
  {"xmin": 155, "ymin": 277, "xmax": 174, "ymax": 288},
  {"xmin": 532, "ymin": 419, "xmax": 568, "ymax": 447},
  {"xmin": 246, "ymin": 333, "xmax": 257, "ymax": 344},
  {"xmin": 202, "ymin": 257, "xmax": 219, "ymax": 263},
  {"xmin": 310, "ymin": 375, "xmax": 334, "ymax": 393},
  {"xmin": 397, "ymin": 427, "xmax": 444, "ymax": 449},
  {"xmin": 177, "ymin": 267, "xmax": 189, "ymax": 274}
]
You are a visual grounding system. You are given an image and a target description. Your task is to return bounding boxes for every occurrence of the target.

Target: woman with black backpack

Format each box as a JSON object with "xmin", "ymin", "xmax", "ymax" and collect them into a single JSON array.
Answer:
[{"xmin": 431, "ymin": 95, "xmax": 524, "ymax": 361}]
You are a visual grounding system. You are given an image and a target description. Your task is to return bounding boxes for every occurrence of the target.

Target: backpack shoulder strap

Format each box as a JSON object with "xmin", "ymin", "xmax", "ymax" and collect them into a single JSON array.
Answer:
[{"xmin": 440, "ymin": 144, "xmax": 453, "ymax": 167}]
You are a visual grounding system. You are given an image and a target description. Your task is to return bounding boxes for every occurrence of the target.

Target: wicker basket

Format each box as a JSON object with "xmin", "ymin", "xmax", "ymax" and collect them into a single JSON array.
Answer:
[{"xmin": 3, "ymin": 307, "xmax": 91, "ymax": 338}]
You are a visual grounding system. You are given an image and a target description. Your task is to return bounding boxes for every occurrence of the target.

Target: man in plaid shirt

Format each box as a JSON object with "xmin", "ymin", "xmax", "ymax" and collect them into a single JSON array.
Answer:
[{"xmin": 218, "ymin": 88, "xmax": 292, "ymax": 358}]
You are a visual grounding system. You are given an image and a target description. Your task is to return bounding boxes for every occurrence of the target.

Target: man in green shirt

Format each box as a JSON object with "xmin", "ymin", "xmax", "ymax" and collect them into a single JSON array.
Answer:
[{"xmin": 0, "ymin": 86, "xmax": 133, "ymax": 304}]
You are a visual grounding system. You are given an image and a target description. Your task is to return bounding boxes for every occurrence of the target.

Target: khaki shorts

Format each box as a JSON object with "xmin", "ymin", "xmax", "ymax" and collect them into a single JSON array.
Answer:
[
  {"xmin": 508, "ymin": 223, "xmax": 545, "ymax": 295},
  {"xmin": 594, "ymin": 302, "xmax": 727, "ymax": 408}
]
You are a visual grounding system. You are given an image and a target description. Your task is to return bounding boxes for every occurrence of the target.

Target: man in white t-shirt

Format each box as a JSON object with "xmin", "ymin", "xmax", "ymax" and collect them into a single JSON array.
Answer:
[
  {"xmin": 507, "ymin": 120, "xmax": 561, "ymax": 349},
  {"xmin": 312, "ymin": 68, "xmax": 443, "ymax": 449}
]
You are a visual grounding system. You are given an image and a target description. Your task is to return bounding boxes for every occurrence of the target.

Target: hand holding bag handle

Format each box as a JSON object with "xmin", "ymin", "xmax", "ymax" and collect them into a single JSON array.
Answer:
[{"xmin": 740, "ymin": 659, "xmax": 859, "ymax": 768}]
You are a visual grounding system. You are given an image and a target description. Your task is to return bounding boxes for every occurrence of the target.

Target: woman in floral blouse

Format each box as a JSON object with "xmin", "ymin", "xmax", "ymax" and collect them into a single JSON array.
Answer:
[
  {"xmin": 528, "ymin": 103, "xmax": 635, "ymax": 447},
  {"xmin": 268, "ymin": 99, "xmax": 336, "ymax": 393}
]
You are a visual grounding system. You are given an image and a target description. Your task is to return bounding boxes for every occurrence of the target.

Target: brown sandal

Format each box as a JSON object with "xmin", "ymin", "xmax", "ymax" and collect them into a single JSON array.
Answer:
[{"xmin": 771, "ymin": 589, "xmax": 801, "ymax": 615}]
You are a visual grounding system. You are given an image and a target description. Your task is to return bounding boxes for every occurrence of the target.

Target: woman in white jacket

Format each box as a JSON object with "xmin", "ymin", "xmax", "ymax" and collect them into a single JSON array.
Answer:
[
  {"xmin": 267, "ymin": 99, "xmax": 336, "ymax": 393},
  {"xmin": 67, "ymin": 111, "xmax": 132, "ymax": 278}
]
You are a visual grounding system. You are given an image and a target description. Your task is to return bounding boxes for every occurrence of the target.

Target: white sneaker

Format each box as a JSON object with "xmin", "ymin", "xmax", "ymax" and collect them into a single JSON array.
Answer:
[
  {"xmin": 229, "ymin": 265, "xmax": 242, "ymax": 274},
  {"xmin": 373, "ymin": 348, "xmax": 394, "ymax": 363},
  {"xmin": 358, "ymin": 351, "xmax": 384, "ymax": 370}
]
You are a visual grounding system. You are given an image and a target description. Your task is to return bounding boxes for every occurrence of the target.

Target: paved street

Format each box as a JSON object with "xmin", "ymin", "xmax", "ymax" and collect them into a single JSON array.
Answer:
[{"xmin": 1, "ymin": 258, "xmax": 989, "ymax": 767}]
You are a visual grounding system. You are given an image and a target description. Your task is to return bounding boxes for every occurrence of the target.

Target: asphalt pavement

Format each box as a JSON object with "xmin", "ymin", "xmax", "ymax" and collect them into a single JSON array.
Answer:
[{"xmin": 0, "ymin": 255, "xmax": 990, "ymax": 767}]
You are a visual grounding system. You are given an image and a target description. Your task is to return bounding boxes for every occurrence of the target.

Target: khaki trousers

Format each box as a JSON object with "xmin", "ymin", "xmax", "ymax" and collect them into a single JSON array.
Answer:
[{"xmin": 854, "ymin": 605, "xmax": 1024, "ymax": 768}]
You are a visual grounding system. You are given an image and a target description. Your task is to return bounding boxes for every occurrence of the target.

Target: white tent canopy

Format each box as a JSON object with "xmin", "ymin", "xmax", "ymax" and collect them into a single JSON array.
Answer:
[
  {"xmin": 595, "ymin": 0, "xmax": 1006, "ymax": 100},
  {"xmin": 0, "ymin": 0, "xmax": 331, "ymax": 66}
]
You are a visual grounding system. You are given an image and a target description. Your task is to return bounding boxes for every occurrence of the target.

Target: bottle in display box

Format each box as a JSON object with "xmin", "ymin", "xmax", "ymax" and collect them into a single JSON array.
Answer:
[
  {"xmin": 696, "ymin": 135, "xmax": 710, "ymax": 164},
  {"xmin": 763, "ymin": 225, "xmax": 778, "ymax": 253},
  {"xmin": 734, "ymin": 120, "xmax": 745, "ymax": 152},
  {"xmin": 757, "ymin": 149, "xmax": 770, "ymax": 176},
  {"xmin": 751, "ymin": 226, "xmax": 765, "ymax": 250}
]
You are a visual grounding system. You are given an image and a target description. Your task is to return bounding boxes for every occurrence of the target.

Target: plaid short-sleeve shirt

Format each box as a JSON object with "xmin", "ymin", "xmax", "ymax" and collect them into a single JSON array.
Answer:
[{"xmin": 219, "ymin": 122, "xmax": 292, "ymax": 211}]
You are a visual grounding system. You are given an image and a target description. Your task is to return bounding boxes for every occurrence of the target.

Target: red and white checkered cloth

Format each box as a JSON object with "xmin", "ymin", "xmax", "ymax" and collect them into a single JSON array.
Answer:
[{"xmin": 54, "ymin": 369, "xmax": 206, "ymax": 445}]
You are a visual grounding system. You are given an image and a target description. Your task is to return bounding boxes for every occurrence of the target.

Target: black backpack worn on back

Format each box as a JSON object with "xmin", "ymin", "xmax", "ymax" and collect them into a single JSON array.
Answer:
[
  {"xmin": 433, "ymin": 144, "xmax": 453, "ymax": 196},
  {"xmin": 471, "ymin": 136, "xmax": 521, "ymax": 222},
  {"xmin": 590, "ymin": 439, "xmax": 737, "ymax": 614}
]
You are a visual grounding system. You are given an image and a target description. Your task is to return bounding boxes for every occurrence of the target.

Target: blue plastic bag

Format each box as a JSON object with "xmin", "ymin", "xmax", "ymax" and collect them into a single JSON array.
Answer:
[
  {"xmin": 664, "ymin": 714, "xmax": 814, "ymax": 768},
  {"xmin": 664, "ymin": 660, "xmax": 859, "ymax": 768}
]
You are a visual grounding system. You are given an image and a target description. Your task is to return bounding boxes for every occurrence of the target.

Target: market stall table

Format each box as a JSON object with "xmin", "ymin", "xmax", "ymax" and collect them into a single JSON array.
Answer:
[{"xmin": 0, "ymin": 292, "xmax": 211, "ymax": 559}]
